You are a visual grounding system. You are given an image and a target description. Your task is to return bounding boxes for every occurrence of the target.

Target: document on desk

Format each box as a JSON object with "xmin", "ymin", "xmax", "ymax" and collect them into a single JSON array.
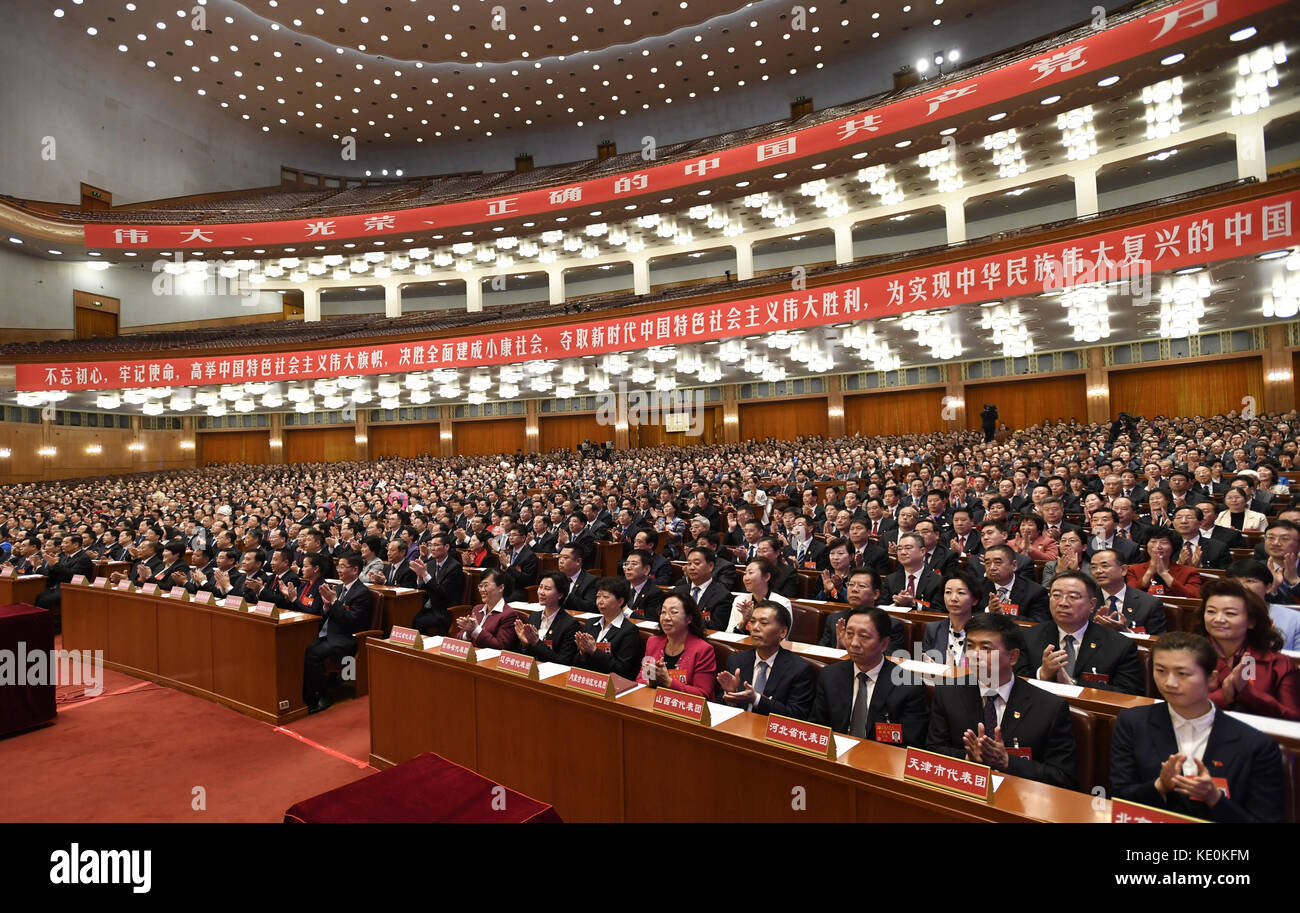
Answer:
[
  {"xmin": 799, "ymin": 644, "xmax": 849, "ymax": 660},
  {"xmin": 573, "ymin": 612, "xmax": 601, "ymax": 620},
  {"xmin": 710, "ymin": 631, "xmax": 749, "ymax": 644},
  {"xmin": 536, "ymin": 662, "xmax": 571, "ymax": 680},
  {"xmin": 277, "ymin": 611, "xmax": 305, "ymax": 622},
  {"xmin": 475, "ymin": 648, "xmax": 502, "ymax": 663},
  {"xmin": 1227, "ymin": 710, "xmax": 1300, "ymax": 741},
  {"xmin": 615, "ymin": 683, "xmax": 645, "ymax": 698},
  {"xmin": 1026, "ymin": 678, "xmax": 1084, "ymax": 698},
  {"xmin": 831, "ymin": 734, "xmax": 860, "ymax": 759},
  {"xmin": 635, "ymin": 620, "xmax": 660, "ymax": 632},
  {"xmin": 390, "ymin": 587, "xmax": 418, "ymax": 595},
  {"xmin": 422, "ymin": 635, "xmax": 445, "ymax": 651},
  {"xmin": 508, "ymin": 601, "xmax": 541, "ymax": 612},
  {"xmin": 704, "ymin": 702, "xmax": 745, "ymax": 727}
]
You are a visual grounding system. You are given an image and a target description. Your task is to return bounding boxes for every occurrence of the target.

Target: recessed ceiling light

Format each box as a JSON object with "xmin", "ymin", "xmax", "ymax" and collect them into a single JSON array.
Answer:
[
  {"xmin": 7, "ymin": 237, "xmax": 21, "ymax": 244},
  {"xmin": 1229, "ymin": 26, "xmax": 1257, "ymax": 42},
  {"xmin": 894, "ymin": 140, "xmax": 912, "ymax": 148},
  {"xmin": 1160, "ymin": 52, "xmax": 1185, "ymax": 66},
  {"xmin": 1040, "ymin": 95, "xmax": 1061, "ymax": 105},
  {"xmin": 987, "ymin": 112, "xmax": 1007, "ymax": 121},
  {"xmin": 939, "ymin": 127, "xmax": 957, "ymax": 136},
  {"xmin": 1097, "ymin": 75, "xmax": 1120, "ymax": 87},
  {"xmin": 1257, "ymin": 250, "xmax": 1290, "ymax": 261}
]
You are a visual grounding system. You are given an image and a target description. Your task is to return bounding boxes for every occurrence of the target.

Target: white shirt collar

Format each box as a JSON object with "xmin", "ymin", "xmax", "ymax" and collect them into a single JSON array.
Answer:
[
  {"xmin": 854, "ymin": 655, "xmax": 886, "ymax": 680},
  {"xmin": 1056, "ymin": 620, "xmax": 1089, "ymax": 645},
  {"xmin": 485, "ymin": 599, "xmax": 505, "ymax": 615},
  {"xmin": 980, "ymin": 678, "xmax": 1014, "ymax": 702}
]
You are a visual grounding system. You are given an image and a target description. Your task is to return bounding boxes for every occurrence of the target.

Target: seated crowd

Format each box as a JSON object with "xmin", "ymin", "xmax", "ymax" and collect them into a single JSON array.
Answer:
[{"xmin": 3, "ymin": 408, "xmax": 1298, "ymax": 819}]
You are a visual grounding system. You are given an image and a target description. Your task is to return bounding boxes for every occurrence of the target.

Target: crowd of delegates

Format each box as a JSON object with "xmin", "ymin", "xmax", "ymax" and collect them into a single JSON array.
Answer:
[{"xmin": 3, "ymin": 409, "xmax": 1299, "ymax": 817}]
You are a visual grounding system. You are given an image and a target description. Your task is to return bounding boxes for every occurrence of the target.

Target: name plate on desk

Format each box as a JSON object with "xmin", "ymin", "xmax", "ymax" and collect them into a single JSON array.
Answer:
[
  {"xmin": 903, "ymin": 748, "xmax": 993, "ymax": 801},
  {"xmin": 116, "ymin": 579, "xmax": 133, "ymax": 591},
  {"xmin": 565, "ymin": 668, "xmax": 614, "ymax": 698},
  {"xmin": 497, "ymin": 650, "xmax": 538, "ymax": 679},
  {"xmin": 439, "ymin": 638, "xmax": 475, "ymax": 662},
  {"xmin": 1111, "ymin": 798, "xmax": 1204, "ymax": 824},
  {"xmin": 91, "ymin": 577, "xmax": 108, "ymax": 588},
  {"xmin": 764, "ymin": 714, "xmax": 834, "ymax": 757},
  {"xmin": 0, "ymin": 565, "xmax": 12, "ymax": 577},
  {"xmin": 221, "ymin": 595, "xmax": 244, "ymax": 610},
  {"xmin": 652, "ymin": 688, "xmax": 710, "ymax": 724},
  {"xmin": 387, "ymin": 626, "xmax": 424, "ymax": 649},
  {"xmin": 168, "ymin": 586, "xmax": 186, "ymax": 599},
  {"xmin": 140, "ymin": 583, "xmax": 158, "ymax": 595},
  {"xmin": 191, "ymin": 591, "xmax": 212, "ymax": 604},
  {"xmin": 70, "ymin": 574, "xmax": 87, "ymax": 586},
  {"xmin": 249, "ymin": 602, "xmax": 280, "ymax": 619}
]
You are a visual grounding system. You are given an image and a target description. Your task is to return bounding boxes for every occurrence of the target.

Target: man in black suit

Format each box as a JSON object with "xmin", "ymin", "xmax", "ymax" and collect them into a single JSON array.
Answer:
[
  {"xmin": 566, "ymin": 514, "xmax": 598, "ymax": 570},
  {"xmin": 500, "ymin": 527, "xmax": 539, "ymax": 600},
  {"xmin": 847, "ymin": 519, "xmax": 892, "ymax": 579},
  {"xmin": 410, "ymin": 533, "xmax": 466, "ymax": 636},
  {"xmin": 557, "ymin": 544, "xmax": 599, "ymax": 615},
  {"xmin": 514, "ymin": 572, "xmax": 580, "ymax": 665},
  {"xmin": 244, "ymin": 546, "xmax": 300, "ymax": 603},
  {"xmin": 980, "ymin": 544, "xmax": 1050, "ymax": 623},
  {"xmin": 623, "ymin": 549, "xmax": 666, "ymax": 621},
  {"xmin": 948, "ymin": 508, "xmax": 982, "ymax": 559},
  {"xmin": 303, "ymin": 553, "xmax": 376, "ymax": 714},
  {"xmin": 967, "ymin": 521, "xmax": 1034, "ymax": 582},
  {"xmin": 33, "ymin": 534, "xmax": 97, "ymax": 618},
  {"xmin": 756, "ymin": 536, "xmax": 800, "ymax": 600},
  {"xmin": 926, "ymin": 612, "xmax": 1077, "ymax": 789},
  {"xmin": 1089, "ymin": 548, "xmax": 1167, "ymax": 634},
  {"xmin": 716, "ymin": 602, "xmax": 815, "ymax": 720},
  {"xmin": 783, "ymin": 516, "xmax": 827, "ymax": 571},
  {"xmin": 914, "ymin": 519, "xmax": 960, "ymax": 577},
  {"xmin": 183, "ymin": 547, "xmax": 217, "ymax": 594},
  {"xmin": 1038, "ymin": 498, "xmax": 1080, "ymax": 540},
  {"xmin": 674, "ymin": 546, "xmax": 734, "ymax": 630},
  {"xmin": 1111, "ymin": 497, "xmax": 1148, "ymax": 546},
  {"xmin": 189, "ymin": 546, "xmax": 242, "ymax": 599},
  {"xmin": 819, "ymin": 568, "xmax": 906, "ymax": 653},
  {"xmin": 234, "ymin": 548, "xmax": 272, "ymax": 598},
  {"xmin": 631, "ymin": 529, "xmax": 673, "ymax": 585},
  {"xmin": 376, "ymin": 539, "xmax": 419, "ymax": 588},
  {"xmin": 881, "ymin": 533, "xmax": 945, "ymax": 612},
  {"xmin": 1015, "ymin": 570, "xmax": 1145, "ymax": 694},
  {"xmin": 1110, "ymin": 631, "xmax": 1283, "ymax": 822},
  {"xmin": 1084, "ymin": 507, "xmax": 1141, "ymax": 565},
  {"xmin": 1196, "ymin": 499, "xmax": 1244, "ymax": 550},
  {"xmin": 812, "ymin": 606, "xmax": 928, "ymax": 745},
  {"xmin": 1170, "ymin": 505, "xmax": 1230, "ymax": 571},
  {"xmin": 572, "ymin": 577, "xmax": 643, "ymax": 680}
]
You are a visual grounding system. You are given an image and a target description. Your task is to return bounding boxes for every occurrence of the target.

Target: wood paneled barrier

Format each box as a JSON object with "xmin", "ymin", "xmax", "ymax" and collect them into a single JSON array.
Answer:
[
  {"xmin": 0, "ymin": 422, "xmax": 193, "ymax": 484},
  {"xmin": 368, "ymin": 423, "xmax": 440, "ymax": 460},
  {"xmin": 633, "ymin": 406, "xmax": 721, "ymax": 447},
  {"xmin": 845, "ymin": 388, "xmax": 947, "ymax": 436},
  {"xmin": 455, "ymin": 418, "xmax": 526, "ymax": 457},
  {"xmin": 1109, "ymin": 357, "xmax": 1264, "ymax": 420},
  {"xmin": 285, "ymin": 427, "xmax": 355, "ymax": 464},
  {"xmin": 540, "ymin": 413, "xmax": 606, "ymax": 453},
  {"xmin": 965, "ymin": 375, "xmax": 1088, "ymax": 432},
  {"xmin": 197, "ymin": 430, "xmax": 270, "ymax": 466},
  {"xmin": 740, "ymin": 399, "xmax": 828, "ymax": 441}
]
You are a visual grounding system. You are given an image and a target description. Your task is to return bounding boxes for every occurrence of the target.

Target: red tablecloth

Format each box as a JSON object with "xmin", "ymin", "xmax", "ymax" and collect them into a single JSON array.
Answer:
[
  {"xmin": 0, "ymin": 605, "xmax": 56, "ymax": 738},
  {"xmin": 284, "ymin": 752, "xmax": 563, "ymax": 823}
]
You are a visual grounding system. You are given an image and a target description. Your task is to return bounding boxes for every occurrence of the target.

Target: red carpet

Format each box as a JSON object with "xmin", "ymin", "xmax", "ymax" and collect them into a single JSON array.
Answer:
[{"xmin": 0, "ymin": 641, "xmax": 376, "ymax": 822}]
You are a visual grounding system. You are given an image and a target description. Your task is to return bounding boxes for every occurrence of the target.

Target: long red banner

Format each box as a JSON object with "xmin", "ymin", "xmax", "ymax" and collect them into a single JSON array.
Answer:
[
  {"xmin": 22, "ymin": 189, "xmax": 1297, "ymax": 392},
  {"xmin": 82, "ymin": 0, "xmax": 1278, "ymax": 250}
]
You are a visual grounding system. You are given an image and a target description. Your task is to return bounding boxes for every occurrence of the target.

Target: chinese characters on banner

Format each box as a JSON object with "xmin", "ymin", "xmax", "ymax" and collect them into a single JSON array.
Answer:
[
  {"xmin": 23, "ymin": 191, "xmax": 1298, "ymax": 393},
  {"xmin": 82, "ymin": 0, "xmax": 1278, "ymax": 250}
]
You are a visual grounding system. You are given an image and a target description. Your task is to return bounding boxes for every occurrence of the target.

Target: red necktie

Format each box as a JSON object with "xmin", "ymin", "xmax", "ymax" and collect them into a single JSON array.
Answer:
[{"xmin": 906, "ymin": 574, "xmax": 916, "ymax": 595}]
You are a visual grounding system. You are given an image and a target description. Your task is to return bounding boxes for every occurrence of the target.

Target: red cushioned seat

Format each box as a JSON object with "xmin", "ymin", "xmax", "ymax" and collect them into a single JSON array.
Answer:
[{"xmin": 284, "ymin": 752, "xmax": 562, "ymax": 823}]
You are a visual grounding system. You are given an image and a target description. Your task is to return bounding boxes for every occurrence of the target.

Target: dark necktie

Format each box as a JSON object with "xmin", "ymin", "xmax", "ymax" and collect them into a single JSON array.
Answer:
[
  {"xmin": 1062, "ymin": 634, "xmax": 1077, "ymax": 675},
  {"xmin": 983, "ymin": 695, "xmax": 998, "ymax": 733},
  {"xmin": 850, "ymin": 672, "xmax": 870, "ymax": 737}
]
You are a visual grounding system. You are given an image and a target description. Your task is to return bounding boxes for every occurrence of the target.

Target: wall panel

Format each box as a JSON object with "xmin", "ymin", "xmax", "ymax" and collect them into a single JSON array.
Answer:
[
  {"xmin": 845, "ymin": 389, "xmax": 947, "ymax": 436},
  {"xmin": 964, "ymin": 375, "xmax": 1088, "ymax": 431},
  {"xmin": 633, "ymin": 406, "xmax": 720, "ymax": 447},
  {"xmin": 455, "ymin": 419, "xmax": 526, "ymax": 457},
  {"xmin": 1108, "ymin": 358, "xmax": 1263, "ymax": 420},
  {"xmin": 739, "ymin": 399, "xmax": 828, "ymax": 441},
  {"xmin": 198, "ymin": 430, "xmax": 271, "ymax": 466},
  {"xmin": 0, "ymin": 423, "xmax": 194, "ymax": 484},
  {"xmin": 285, "ymin": 428, "xmax": 354, "ymax": 464},
  {"xmin": 540, "ymin": 414, "xmax": 605, "ymax": 453},
  {"xmin": 369, "ymin": 423, "xmax": 440, "ymax": 459}
]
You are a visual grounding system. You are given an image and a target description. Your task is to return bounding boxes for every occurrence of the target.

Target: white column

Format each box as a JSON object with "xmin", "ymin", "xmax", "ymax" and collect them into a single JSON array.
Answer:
[
  {"xmin": 383, "ymin": 282, "xmax": 401, "ymax": 318},
  {"xmin": 733, "ymin": 243, "xmax": 754, "ymax": 281},
  {"xmin": 944, "ymin": 200, "xmax": 966, "ymax": 245},
  {"xmin": 303, "ymin": 286, "xmax": 321, "ymax": 322},
  {"xmin": 465, "ymin": 277, "xmax": 483, "ymax": 313},
  {"xmin": 548, "ymin": 267, "xmax": 565, "ymax": 304},
  {"xmin": 1235, "ymin": 118, "xmax": 1267, "ymax": 182},
  {"xmin": 1073, "ymin": 167, "xmax": 1099, "ymax": 217},
  {"xmin": 632, "ymin": 258, "xmax": 650, "ymax": 294},
  {"xmin": 832, "ymin": 222, "xmax": 854, "ymax": 265}
]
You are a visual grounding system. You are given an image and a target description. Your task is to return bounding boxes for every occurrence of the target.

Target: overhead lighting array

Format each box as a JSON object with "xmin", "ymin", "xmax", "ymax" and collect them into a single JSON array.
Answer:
[
  {"xmin": 1057, "ymin": 106, "xmax": 1097, "ymax": 162},
  {"xmin": 1157, "ymin": 273, "xmax": 1211, "ymax": 338},
  {"xmin": 1059, "ymin": 284, "xmax": 1112, "ymax": 342},
  {"xmin": 900, "ymin": 311, "xmax": 963, "ymax": 360},
  {"xmin": 918, "ymin": 144, "xmax": 963, "ymax": 194},
  {"xmin": 984, "ymin": 129, "xmax": 1027, "ymax": 180},
  {"xmin": 1142, "ymin": 77, "xmax": 1184, "ymax": 142},
  {"xmin": 856, "ymin": 165, "xmax": 904, "ymax": 207},
  {"xmin": 1233, "ymin": 43, "xmax": 1286, "ymax": 116},
  {"xmin": 979, "ymin": 303, "xmax": 1034, "ymax": 357}
]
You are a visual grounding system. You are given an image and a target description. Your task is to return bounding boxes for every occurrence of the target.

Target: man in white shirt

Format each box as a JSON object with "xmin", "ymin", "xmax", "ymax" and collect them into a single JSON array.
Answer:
[{"xmin": 1089, "ymin": 548, "xmax": 1166, "ymax": 634}]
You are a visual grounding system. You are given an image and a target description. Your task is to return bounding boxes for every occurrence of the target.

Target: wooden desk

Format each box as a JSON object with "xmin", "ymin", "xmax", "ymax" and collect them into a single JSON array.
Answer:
[
  {"xmin": 61, "ymin": 583, "xmax": 321, "ymax": 724},
  {"xmin": 366, "ymin": 639, "xmax": 1104, "ymax": 823},
  {"xmin": 368, "ymin": 585, "xmax": 424, "ymax": 632},
  {"xmin": 0, "ymin": 574, "xmax": 48, "ymax": 607}
]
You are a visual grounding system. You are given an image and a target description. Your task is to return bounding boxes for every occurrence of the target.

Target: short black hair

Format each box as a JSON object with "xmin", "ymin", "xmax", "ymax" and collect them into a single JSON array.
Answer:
[
  {"xmin": 597, "ymin": 575, "xmax": 631, "ymax": 605},
  {"xmin": 845, "ymin": 605, "xmax": 891, "ymax": 642},
  {"xmin": 751, "ymin": 599, "xmax": 791, "ymax": 631},
  {"xmin": 964, "ymin": 611, "xmax": 1026, "ymax": 653}
]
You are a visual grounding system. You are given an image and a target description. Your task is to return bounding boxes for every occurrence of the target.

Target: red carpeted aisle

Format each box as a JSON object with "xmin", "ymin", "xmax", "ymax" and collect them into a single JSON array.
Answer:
[{"xmin": 0, "ymin": 640, "xmax": 375, "ymax": 822}]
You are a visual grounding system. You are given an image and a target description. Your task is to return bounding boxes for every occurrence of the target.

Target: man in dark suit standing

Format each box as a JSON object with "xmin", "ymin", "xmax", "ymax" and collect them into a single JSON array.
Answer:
[
  {"xmin": 1089, "ymin": 549, "xmax": 1167, "ymax": 634},
  {"xmin": 926, "ymin": 612, "xmax": 1077, "ymax": 789},
  {"xmin": 623, "ymin": 550, "xmax": 666, "ymax": 621},
  {"xmin": 674, "ymin": 546, "xmax": 734, "ymax": 630},
  {"xmin": 716, "ymin": 603, "xmax": 815, "ymax": 720},
  {"xmin": 1015, "ymin": 571, "xmax": 1145, "ymax": 694},
  {"xmin": 980, "ymin": 544, "xmax": 1050, "ymax": 623},
  {"xmin": 881, "ymin": 533, "xmax": 946, "ymax": 612},
  {"xmin": 500, "ymin": 527, "xmax": 540, "ymax": 599},
  {"xmin": 812, "ymin": 606, "xmax": 928, "ymax": 746},
  {"xmin": 410, "ymin": 533, "xmax": 466, "ymax": 636},
  {"xmin": 557, "ymin": 544, "xmax": 599, "ymax": 615},
  {"xmin": 1110, "ymin": 631, "xmax": 1284, "ymax": 822},
  {"xmin": 303, "ymin": 553, "xmax": 375, "ymax": 714},
  {"xmin": 572, "ymin": 577, "xmax": 643, "ymax": 680}
]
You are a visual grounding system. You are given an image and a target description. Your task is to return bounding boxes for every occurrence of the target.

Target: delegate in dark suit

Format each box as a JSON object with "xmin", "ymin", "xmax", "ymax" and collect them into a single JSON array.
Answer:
[
  {"xmin": 1109, "ymin": 702, "xmax": 1284, "ymax": 823},
  {"xmin": 722, "ymin": 647, "xmax": 815, "ymax": 720},
  {"xmin": 926, "ymin": 678, "xmax": 1077, "ymax": 789},
  {"xmin": 983, "ymin": 575, "xmax": 1051, "ymax": 624},
  {"xmin": 881, "ymin": 566, "xmax": 946, "ymax": 612},
  {"xmin": 675, "ymin": 579, "xmax": 734, "ymax": 630},
  {"xmin": 1177, "ymin": 535, "xmax": 1231, "ymax": 571},
  {"xmin": 562, "ymin": 571, "xmax": 599, "ymax": 615},
  {"xmin": 1015, "ymin": 619, "xmax": 1145, "ymax": 694},
  {"xmin": 572, "ymin": 617, "xmax": 643, "ymax": 679},
  {"xmin": 818, "ymin": 608, "xmax": 906, "ymax": 653},
  {"xmin": 302, "ymin": 578, "xmax": 375, "ymax": 707},
  {"xmin": 503, "ymin": 546, "xmax": 540, "ymax": 593},
  {"xmin": 811, "ymin": 658, "xmax": 928, "ymax": 745},
  {"xmin": 784, "ymin": 539, "xmax": 828, "ymax": 571},
  {"xmin": 627, "ymin": 582, "xmax": 666, "ymax": 620},
  {"xmin": 412, "ymin": 557, "xmax": 466, "ymax": 636},
  {"xmin": 1103, "ymin": 586, "xmax": 1168, "ymax": 634},
  {"xmin": 381, "ymin": 558, "xmax": 418, "ymax": 588},
  {"xmin": 520, "ymin": 608, "xmax": 580, "ymax": 665}
]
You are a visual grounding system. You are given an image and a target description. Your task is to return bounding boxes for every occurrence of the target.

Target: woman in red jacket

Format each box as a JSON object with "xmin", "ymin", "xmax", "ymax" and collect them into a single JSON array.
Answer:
[
  {"xmin": 638, "ymin": 592, "xmax": 717, "ymax": 700},
  {"xmin": 1197, "ymin": 578, "xmax": 1300, "ymax": 721}
]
